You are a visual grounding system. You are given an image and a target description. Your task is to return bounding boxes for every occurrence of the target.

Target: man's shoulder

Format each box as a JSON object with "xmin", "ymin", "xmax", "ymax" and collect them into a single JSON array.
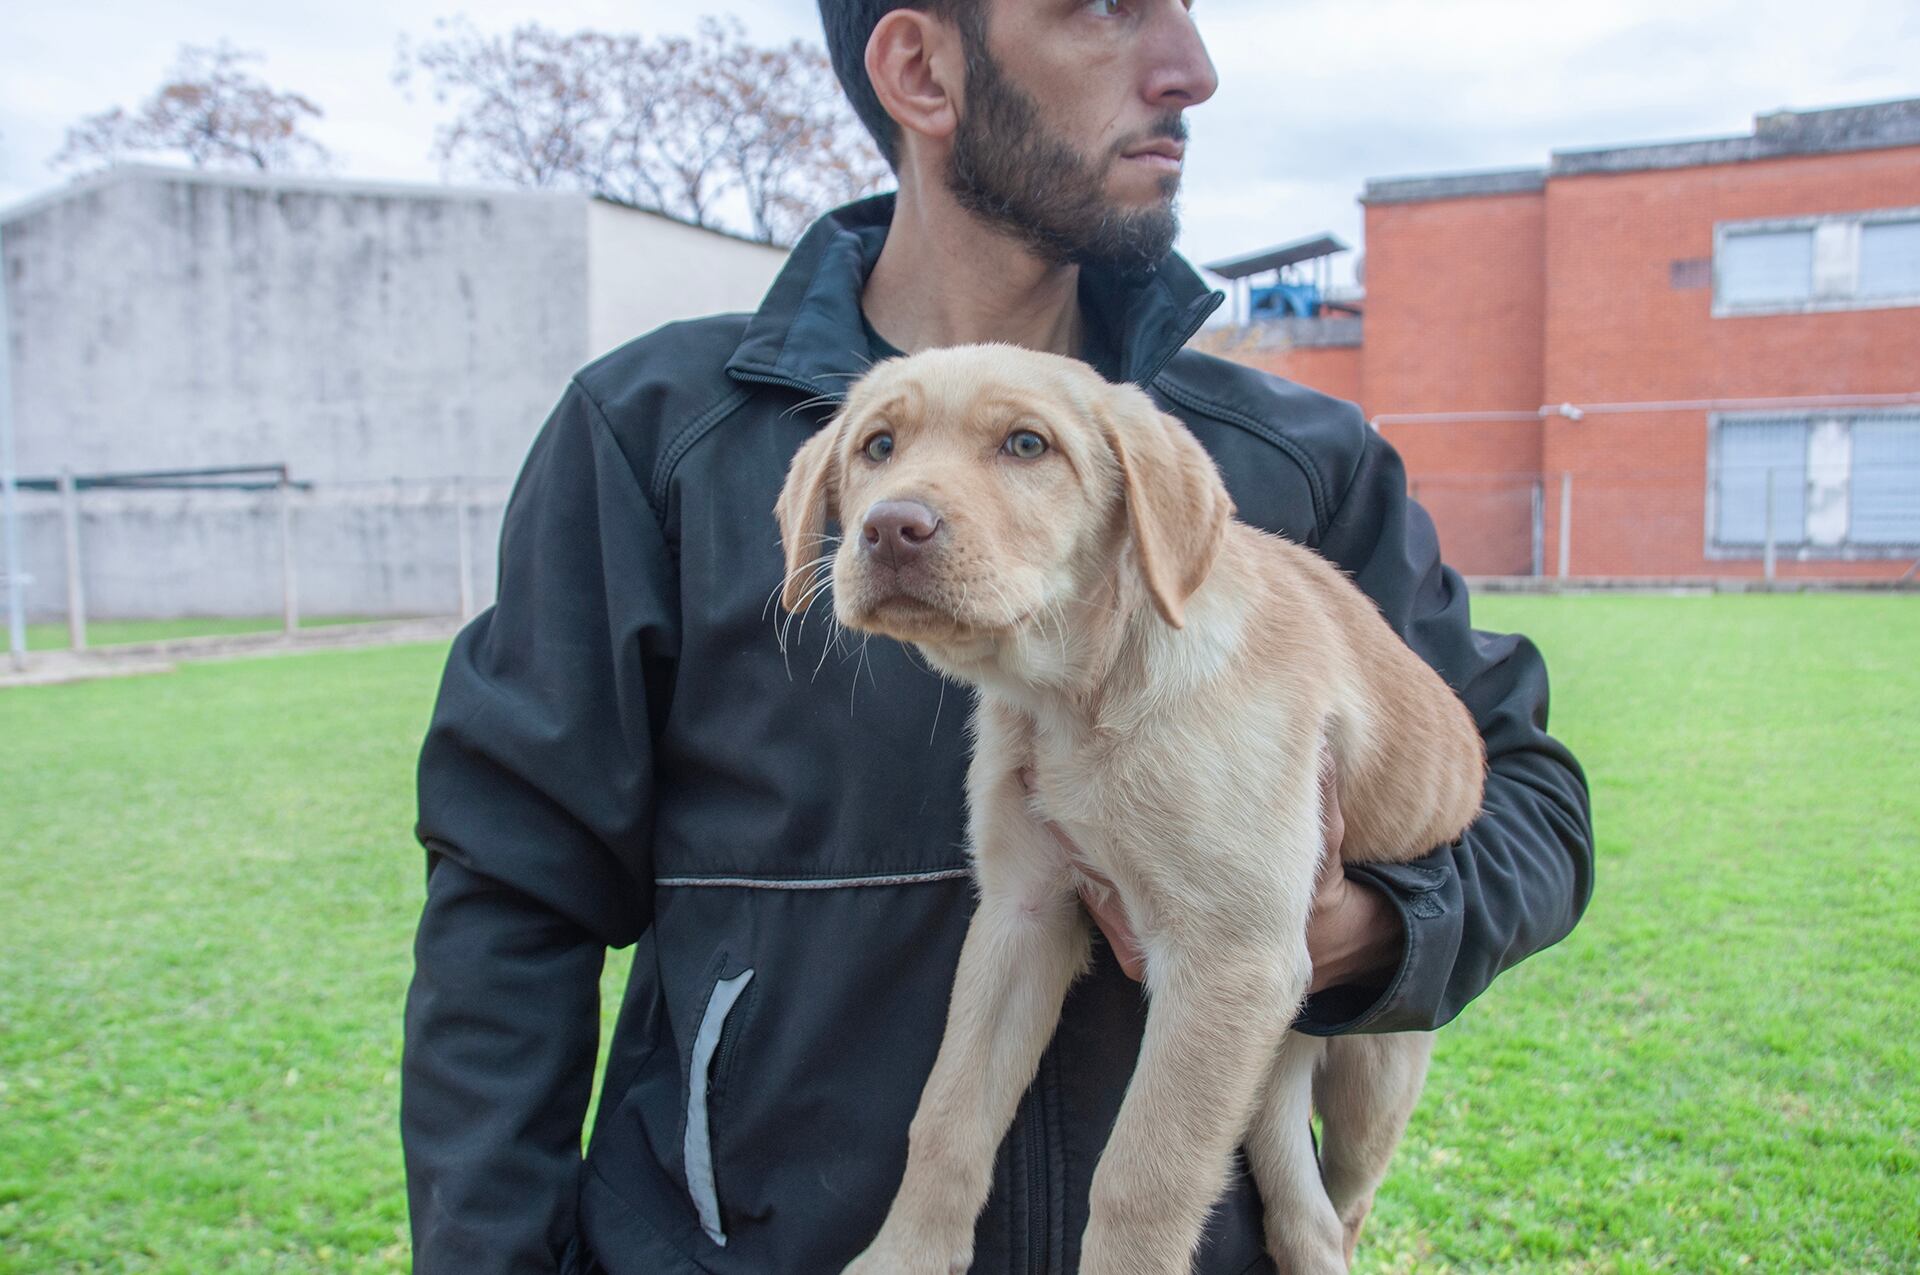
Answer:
[
  {"xmin": 1153, "ymin": 347, "xmax": 1373, "ymax": 534},
  {"xmin": 570, "ymin": 312, "xmax": 758, "ymax": 444}
]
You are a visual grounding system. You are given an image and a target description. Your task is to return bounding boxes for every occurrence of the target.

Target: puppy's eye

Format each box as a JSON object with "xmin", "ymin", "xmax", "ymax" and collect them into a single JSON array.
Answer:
[
  {"xmin": 1004, "ymin": 430, "xmax": 1048, "ymax": 460},
  {"xmin": 863, "ymin": 433, "xmax": 894, "ymax": 463}
]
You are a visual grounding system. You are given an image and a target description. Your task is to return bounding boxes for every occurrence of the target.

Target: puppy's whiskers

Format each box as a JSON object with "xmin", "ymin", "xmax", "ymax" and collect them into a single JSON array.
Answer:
[
  {"xmin": 780, "ymin": 570, "xmax": 837, "ymax": 671},
  {"xmin": 850, "ymin": 634, "xmax": 877, "ymax": 716},
  {"xmin": 780, "ymin": 393, "xmax": 849, "ymax": 421},
  {"xmin": 767, "ymin": 546, "xmax": 840, "ymax": 625}
]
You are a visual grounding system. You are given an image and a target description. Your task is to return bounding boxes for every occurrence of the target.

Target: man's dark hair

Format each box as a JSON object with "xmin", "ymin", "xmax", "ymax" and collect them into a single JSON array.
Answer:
[{"xmin": 818, "ymin": 0, "xmax": 981, "ymax": 170}]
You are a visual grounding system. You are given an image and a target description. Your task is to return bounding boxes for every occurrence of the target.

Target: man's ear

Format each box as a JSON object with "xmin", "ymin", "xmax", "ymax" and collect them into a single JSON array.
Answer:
[
  {"xmin": 773, "ymin": 419, "xmax": 843, "ymax": 613},
  {"xmin": 866, "ymin": 8, "xmax": 964, "ymax": 156},
  {"xmin": 1098, "ymin": 385, "xmax": 1234, "ymax": 629}
]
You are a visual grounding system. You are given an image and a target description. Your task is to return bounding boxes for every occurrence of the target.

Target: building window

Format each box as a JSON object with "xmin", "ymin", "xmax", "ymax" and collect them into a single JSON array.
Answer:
[
  {"xmin": 1859, "ymin": 219, "xmax": 1920, "ymax": 299},
  {"xmin": 1711, "ymin": 413, "xmax": 1920, "ymax": 554},
  {"xmin": 1713, "ymin": 207, "xmax": 1920, "ymax": 316},
  {"xmin": 1852, "ymin": 416, "xmax": 1920, "ymax": 544},
  {"xmin": 1718, "ymin": 230, "xmax": 1813, "ymax": 306}
]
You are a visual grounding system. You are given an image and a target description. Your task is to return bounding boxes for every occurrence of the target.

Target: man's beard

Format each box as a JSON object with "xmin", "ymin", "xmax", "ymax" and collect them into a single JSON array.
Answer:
[{"xmin": 945, "ymin": 33, "xmax": 1183, "ymax": 282}]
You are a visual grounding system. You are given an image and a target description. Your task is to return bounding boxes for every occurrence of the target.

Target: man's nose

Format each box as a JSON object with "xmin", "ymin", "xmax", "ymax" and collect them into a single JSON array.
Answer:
[
  {"xmin": 1143, "ymin": 1, "xmax": 1218, "ymax": 109},
  {"xmin": 862, "ymin": 500, "xmax": 943, "ymax": 567}
]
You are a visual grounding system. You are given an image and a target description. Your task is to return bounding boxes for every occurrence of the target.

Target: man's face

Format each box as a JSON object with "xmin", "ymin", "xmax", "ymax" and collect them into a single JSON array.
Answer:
[{"xmin": 944, "ymin": 0, "xmax": 1217, "ymax": 280}]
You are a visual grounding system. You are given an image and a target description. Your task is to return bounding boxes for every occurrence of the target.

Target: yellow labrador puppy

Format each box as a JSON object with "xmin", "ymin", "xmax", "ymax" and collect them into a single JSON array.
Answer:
[{"xmin": 774, "ymin": 345, "xmax": 1484, "ymax": 1275}]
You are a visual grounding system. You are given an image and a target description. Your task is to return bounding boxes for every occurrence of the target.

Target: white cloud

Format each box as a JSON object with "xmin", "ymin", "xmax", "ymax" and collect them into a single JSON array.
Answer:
[{"xmin": 1182, "ymin": 0, "xmax": 1919, "ymax": 282}]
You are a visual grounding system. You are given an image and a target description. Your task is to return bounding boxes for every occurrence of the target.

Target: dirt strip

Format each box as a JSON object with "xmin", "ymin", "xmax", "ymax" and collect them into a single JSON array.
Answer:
[{"xmin": 0, "ymin": 617, "xmax": 465, "ymax": 689}]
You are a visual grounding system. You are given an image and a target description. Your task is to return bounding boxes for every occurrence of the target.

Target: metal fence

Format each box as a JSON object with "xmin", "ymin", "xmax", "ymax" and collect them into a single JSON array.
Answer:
[
  {"xmin": 1409, "ymin": 464, "xmax": 1920, "ymax": 580},
  {"xmin": 0, "ymin": 469, "xmax": 511, "ymax": 651},
  {"xmin": 3, "ymin": 461, "xmax": 1915, "ymax": 660}
]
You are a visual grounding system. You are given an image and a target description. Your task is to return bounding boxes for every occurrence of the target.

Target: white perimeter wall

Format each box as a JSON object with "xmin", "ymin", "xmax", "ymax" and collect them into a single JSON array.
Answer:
[
  {"xmin": 586, "ymin": 201, "xmax": 787, "ymax": 359},
  {"xmin": 0, "ymin": 171, "xmax": 796, "ymax": 620},
  {"xmin": 0, "ymin": 168, "xmax": 590, "ymax": 618},
  {"xmin": 3, "ymin": 168, "xmax": 590, "ymax": 485}
]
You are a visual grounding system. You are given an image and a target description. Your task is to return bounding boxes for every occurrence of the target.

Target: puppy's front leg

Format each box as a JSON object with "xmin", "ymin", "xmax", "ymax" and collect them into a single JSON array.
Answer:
[
  {"xmin": 1080, "ymin": 936, "xmax": 1302, "ymax": 1275},
  {"xmin": 842, "ymin": 761, "xmax": 1090, "ymax": 1275}
]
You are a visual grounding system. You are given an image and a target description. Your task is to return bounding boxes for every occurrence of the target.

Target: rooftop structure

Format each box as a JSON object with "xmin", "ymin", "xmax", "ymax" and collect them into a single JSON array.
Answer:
[
  {"xmin": 1201, "ymin": 231, "xmax": 1352, "ymax": 325},
  {"xmin": 1364, "ymin": 97, "xmax": 1920, "ymax": 204}
]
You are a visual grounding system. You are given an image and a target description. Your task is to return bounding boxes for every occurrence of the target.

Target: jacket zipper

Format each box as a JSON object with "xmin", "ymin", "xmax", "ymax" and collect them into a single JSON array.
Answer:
[
  {"xmin": 1022, "ymin": 1079, "xmax": 1048, "ymax": 1273},
  {"xmin": 727, "ymin": 368, "xmax": 845, "ymax": 402},
  {"xmin": 713, "ymin": 987, "xmax": 749, "ymax": 1092}
]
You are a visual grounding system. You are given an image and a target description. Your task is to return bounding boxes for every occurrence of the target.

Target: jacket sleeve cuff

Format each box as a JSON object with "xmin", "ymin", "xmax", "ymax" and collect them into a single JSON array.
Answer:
[{"xmin": 1293, "ymin": 859, "xmax": 1462, "ymax": 1036}]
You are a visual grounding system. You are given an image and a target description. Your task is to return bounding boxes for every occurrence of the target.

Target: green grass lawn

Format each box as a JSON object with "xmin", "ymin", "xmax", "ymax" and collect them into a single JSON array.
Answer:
[
  {"xmin": 20, "ymin": 616, "xmax": 384, "ymax": 651},
  {"xmin": 1, "ymin": 596, "xmax": 1914, "ymax": 1273}
]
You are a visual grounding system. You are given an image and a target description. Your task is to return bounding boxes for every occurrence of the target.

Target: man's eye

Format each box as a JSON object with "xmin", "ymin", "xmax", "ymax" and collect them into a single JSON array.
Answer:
[
  {"xmin": 1004, "ymin": 430, "xmax": 1048, "ymax": 459},
  {"xmin": 864, "ymin": 433, "xmax": 894, "ymax": 462},
  {"xmin": 1087, "ymin": 0, "xmax": 1124, "ymax": 14}
]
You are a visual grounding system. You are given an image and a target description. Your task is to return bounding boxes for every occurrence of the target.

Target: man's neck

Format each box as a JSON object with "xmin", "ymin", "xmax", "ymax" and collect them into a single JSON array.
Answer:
[{"xmin": 862, "ymin": 175, "xmax": 1084, "ymax": 359}]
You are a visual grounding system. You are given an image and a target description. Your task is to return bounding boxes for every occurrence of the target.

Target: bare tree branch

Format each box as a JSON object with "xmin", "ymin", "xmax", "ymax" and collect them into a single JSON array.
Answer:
[
  {"xmin": 53, "ymin": 44, "xmax": 332, "ymax": 175},
  {"xmin": 398, "ymin": 17, "xmax": 889, "ymax": 244},
  {"xmin": 394, "ymin": 19, "xmax": 614, "ymax": 190}
]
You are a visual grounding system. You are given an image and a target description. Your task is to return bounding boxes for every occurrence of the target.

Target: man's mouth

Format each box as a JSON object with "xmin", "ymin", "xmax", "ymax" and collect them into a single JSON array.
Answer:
[{"xmin": 1121, "ymin": 141, "xmax": 1184, "ymax": 172}]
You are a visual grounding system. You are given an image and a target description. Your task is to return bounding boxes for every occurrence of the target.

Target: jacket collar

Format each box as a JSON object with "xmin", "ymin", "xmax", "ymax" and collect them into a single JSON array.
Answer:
[{"xmin": 724, "ymin": 193, "xmax": 1223, "ymax": 400}]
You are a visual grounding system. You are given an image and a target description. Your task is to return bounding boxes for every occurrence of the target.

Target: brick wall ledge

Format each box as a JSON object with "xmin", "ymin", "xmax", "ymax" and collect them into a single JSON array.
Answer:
[{"xmin": 1466, "ymin": 576, "xmax": 1919, "ymax": 594}]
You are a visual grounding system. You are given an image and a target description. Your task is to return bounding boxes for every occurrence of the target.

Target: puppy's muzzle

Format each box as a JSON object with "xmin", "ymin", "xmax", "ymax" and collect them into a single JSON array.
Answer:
[{"xmin": 861, "ymin": 500, "xmax": 943, "ymax": 570}]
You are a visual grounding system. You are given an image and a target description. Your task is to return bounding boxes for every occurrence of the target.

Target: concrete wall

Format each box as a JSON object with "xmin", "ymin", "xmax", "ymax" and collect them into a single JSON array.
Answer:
[
  {"xmin": 1, "ymin": 167, "xmax": 794, "ymax": 620},
  {"xmin": 587, "ymin": 201, "xmax": 786, "ymax": 358},
  {"xmin": 4, "ymin": 168, "xmax": 589, "ymax": 484},
  {"xmin": 4, "ymin": 483, "xmax": 509, "ymax": 623}
]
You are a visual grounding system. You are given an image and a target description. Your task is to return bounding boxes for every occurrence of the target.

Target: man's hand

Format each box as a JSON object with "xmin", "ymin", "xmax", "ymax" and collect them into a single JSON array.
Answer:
[
  {"xmin": 1301, "ymin": 756, "xmax": 1405, "ymax": 994},
  {"xmin": 1038, "ymin": 758, "xmax": 1404, "ymax": 992}
]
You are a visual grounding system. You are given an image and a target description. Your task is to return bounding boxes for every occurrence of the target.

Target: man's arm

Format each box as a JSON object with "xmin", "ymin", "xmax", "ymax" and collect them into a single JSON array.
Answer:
[
  {"xmin": 1071, "ymin": 759, "xmax": 1396, "ymax": 990},
  {"xmin": 403, "ymin": 379, "xmax": 677, "ymax": 1273},
  {"xmin": 1294, "ymin": 425, "xmax": 1595, "ymax": 1035},
  {"xmin": 404, "ymin": 860, "xmax": 606, "ymax": 1273}
]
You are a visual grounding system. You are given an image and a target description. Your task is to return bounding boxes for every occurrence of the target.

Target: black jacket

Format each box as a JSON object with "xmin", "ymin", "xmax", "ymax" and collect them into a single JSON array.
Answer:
[{"xmin": 403, "ymin": 195, "xmax": 1594, "ymax": 1275}]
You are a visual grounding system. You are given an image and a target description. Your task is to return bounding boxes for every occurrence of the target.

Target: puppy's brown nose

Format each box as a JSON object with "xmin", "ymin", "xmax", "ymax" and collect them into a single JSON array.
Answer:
[{"xmin": 862, "ymin": 500, "xmax": 942, "ymax": 567}]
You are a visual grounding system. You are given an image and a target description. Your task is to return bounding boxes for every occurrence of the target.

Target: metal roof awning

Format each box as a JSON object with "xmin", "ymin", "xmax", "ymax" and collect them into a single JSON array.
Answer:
[{"xmin": 1202, "ymin": 232, "xmax": 1349, "ymax": 280}]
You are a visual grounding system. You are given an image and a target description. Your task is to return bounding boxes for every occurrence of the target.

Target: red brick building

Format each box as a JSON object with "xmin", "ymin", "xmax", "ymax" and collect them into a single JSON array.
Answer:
[{"xmin": 1207, "ymin": 98, "xmax": 1920, "ymax": 580}]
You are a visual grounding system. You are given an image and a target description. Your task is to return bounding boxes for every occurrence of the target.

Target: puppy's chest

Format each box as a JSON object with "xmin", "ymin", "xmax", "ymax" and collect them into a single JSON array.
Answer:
[{"xmin": 1022, "ymin": 717, "xmax": 1142, "ymax": 870}]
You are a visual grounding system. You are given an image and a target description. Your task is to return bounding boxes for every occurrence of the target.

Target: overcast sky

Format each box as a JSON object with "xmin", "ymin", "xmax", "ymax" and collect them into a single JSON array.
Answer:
[{"xmin": 4, "ymin": 0, "xmax": 1917, "ymax": 285}]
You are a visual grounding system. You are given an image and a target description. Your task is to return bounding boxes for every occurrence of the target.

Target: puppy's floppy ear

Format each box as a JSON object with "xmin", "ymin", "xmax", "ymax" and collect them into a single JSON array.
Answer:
[
  {"xmin": 1098, "ymin": 385, "xmax": 1234, "ymax": 629},
  {"xmin": 773, "ymin": 417, "xmax": 843, "ymax": 613}
]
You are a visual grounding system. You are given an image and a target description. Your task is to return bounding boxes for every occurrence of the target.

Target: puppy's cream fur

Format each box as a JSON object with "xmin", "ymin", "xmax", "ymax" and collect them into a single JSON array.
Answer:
[{"xmin": 775, "ymin": 345, "xmax": 1484, "ymax": 1275}]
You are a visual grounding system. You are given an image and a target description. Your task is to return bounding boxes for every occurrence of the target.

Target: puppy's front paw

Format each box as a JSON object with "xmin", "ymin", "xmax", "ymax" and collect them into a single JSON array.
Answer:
[{"xmin": 840, "ymin": 1229, "xmax": 971, "ymax": 1275}]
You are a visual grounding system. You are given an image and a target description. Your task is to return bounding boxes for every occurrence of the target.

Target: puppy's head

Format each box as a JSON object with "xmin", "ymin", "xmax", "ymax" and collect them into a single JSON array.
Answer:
[{"xmin": 773, "ymin": 344, "xmax": 1231, "ymax": 663}]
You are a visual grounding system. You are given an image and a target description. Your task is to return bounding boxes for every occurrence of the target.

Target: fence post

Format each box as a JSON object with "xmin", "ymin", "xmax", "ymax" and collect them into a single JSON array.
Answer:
[
  {"xmin": 0, "ymin": 223, "xmax": 24, "ymax": 672},
  {"xmin": 1530, "ymin": 479, "xmax": 1545, "ymax": 577},
  {"xmin": 278, "ymin": 473, "xmax": 299, "ymax": 635},
  {"xmin": 1763, "ymin": 468, "xmax": 1776, "ymax": 584},
  {"xmin": 455, "ymin": 479, "xmax": 474, "ymax": 621},
  {"xmin": 1557, "ymin": 471, "xmax": 1573, "ymax": 580},
  {"xmin": 60, "ymin": 468, "xmax": 86, "ymax": 651}
]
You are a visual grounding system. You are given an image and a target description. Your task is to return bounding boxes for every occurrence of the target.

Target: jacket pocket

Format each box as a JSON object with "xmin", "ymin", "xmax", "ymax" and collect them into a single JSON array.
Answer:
[{"xmin": 684, "ymin": 963, "xmax": 755, "ymax": 1247}]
